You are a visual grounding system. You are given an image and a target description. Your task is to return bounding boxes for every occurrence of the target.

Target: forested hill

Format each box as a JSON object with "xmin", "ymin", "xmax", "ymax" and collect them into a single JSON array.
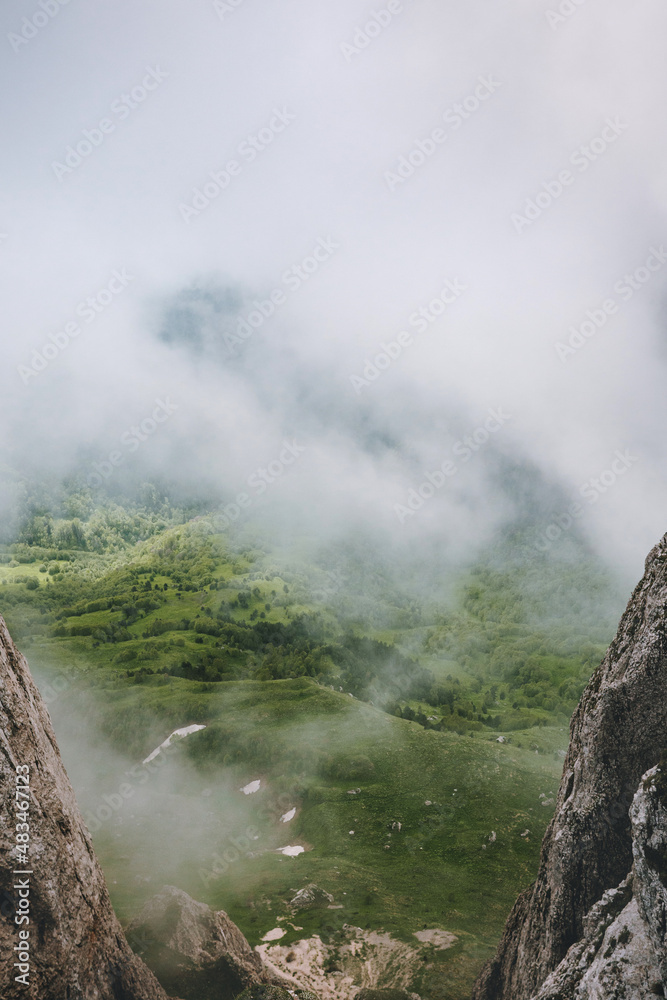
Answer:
[{"xmin": 0, "ymin": 477, "xmax": 624, "ymax": 738}]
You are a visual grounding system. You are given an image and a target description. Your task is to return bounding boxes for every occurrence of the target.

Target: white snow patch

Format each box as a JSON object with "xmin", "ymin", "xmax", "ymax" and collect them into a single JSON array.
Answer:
[
  {"xmin": 142, "ymin": 725, "xmax": 206, "ymax": 764},
  {"xmin": 241, "ymin": 780, "xmax": 261, "ymax": 795},
  {"xmin": 277, "ymin": 846, "xmax": 305, "ymax": 857},
  {"xmin": 262, "ymin": 927, "xmax": 286, "ymax": 941},
  {"xmin": 280, "ymin": 808, "xmax": 296, "ymax": 823}
]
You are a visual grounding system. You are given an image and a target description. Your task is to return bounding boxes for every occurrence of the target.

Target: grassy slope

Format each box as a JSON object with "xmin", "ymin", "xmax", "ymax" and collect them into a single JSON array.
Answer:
[
  {"xmin": 28, "ymin": 663, "xmax": 561, "ymax": 999},
  {"xmin": 0, "ymin": 515, "xmax": 622, "ymax": 999}
]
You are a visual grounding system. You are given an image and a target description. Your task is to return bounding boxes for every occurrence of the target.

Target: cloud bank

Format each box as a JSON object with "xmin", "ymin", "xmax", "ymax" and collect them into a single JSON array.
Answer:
[{"xmin": 1, "ymin": 0, "xmax": 666, "ymax": 579}]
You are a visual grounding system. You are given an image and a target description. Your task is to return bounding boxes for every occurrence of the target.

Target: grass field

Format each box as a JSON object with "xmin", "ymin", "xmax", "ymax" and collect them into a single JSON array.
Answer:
[
  {"xmin": 1, "ymin": 509, "xmax": 623, "ymax": 998},
  {"xmin": 30, "ymin": 659, "xmax": 562, "ymax": 999}
]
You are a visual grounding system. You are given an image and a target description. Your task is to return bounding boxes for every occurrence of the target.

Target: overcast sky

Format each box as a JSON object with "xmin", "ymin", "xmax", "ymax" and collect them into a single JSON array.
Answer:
[{"xmin": 1, "ymin": 0, "xmax": 666, "ymax": 580}]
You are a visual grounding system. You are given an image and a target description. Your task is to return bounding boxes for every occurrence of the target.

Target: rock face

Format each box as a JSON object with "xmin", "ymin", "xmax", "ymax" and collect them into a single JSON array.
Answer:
[
  {"xmin": 127, "ymin": 885, "xmax": 273, "ymax": 1000},
  {"xmin": 289, "ymin": 884, "xmax": 335, "ymax": 911},
  {"xmin": 632, "ymin": 766, "xmax": 667, "ymax": 987},
  {"xmin": 529, "ymin": 769, "xmax": 666, "ymax": 999},
  {"xmin": 473, "ymin": 533, "xmax": 667, "ymax": 1000},
  {"xmin": 0, "ymin": 614, "xmax": 170, "ymax": 999}
]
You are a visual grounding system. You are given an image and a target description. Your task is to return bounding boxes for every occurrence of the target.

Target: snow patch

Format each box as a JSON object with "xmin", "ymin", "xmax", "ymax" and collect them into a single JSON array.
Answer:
[
  {"xmin": 241, "ymin": 779, "xmax": 261, "ymax": 795},
  {"xmin": 262, "ymin": 927, "xmax": 286, "ymax": 942},
  {"xmin": 142, "ymin": 725, "xmax": 206, "ymax": 764}
]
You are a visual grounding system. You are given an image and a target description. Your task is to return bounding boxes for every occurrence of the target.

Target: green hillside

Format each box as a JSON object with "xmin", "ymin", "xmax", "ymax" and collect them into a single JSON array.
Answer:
[{"xmin": 0, "ymin": 487, "xmax": 625, "ymax": 998}]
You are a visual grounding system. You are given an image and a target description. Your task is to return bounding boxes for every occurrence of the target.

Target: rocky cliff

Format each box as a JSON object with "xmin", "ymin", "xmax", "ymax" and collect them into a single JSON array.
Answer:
[
  {"xmin": 472, "ymin": 532, "xmax": 667, "ymax": 1000},
  {"xmin": 526, "ymin": 765, "xmax": 667, "ymax": 998},
  {"xmin": 0, "ymin": 613, "xmax": 171, "ymax": 999},
  {"xmin": 127, "ymin": 885, "xmax": 275, "ymax": 1000}
]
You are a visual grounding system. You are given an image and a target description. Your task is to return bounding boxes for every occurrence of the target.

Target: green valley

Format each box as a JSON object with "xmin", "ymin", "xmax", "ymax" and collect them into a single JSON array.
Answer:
[{"xmin": 0, "ymin": 487, "xmax": 626, "ymax": 998}]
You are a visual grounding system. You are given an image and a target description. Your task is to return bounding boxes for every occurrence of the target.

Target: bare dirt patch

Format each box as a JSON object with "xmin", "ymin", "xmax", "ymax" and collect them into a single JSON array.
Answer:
[
  {"xmin": 412, "ymin": 929, "xmax": 458, "ymax": 949},
  {"xmin": 257, "ymin": 924, "xmax": 457, "ymax": 1000}
]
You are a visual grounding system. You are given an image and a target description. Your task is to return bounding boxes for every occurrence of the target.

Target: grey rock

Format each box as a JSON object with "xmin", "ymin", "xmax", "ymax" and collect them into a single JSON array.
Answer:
[
  {"xmin": 127, "ymin": 885, "xmax": 272, "ymax": 1000},
  {"xmin": 532, "ymin": 892, "xmax": 661, "ymax": 999},
  {"xmin": 528, "ymin": 770, "xmax": 667, "ymax": 999},
  {"xmin": 289, "ymin": 884, "xmax": 334, "ymax": 910},
  {"xmin": 631, "ymin": 766, "xmax": 667, "ymax": 986},
  {"xmin": 473, "ymin": 532, "xmax": 667, "ymax": 1000},
  {"xmin": 0, "ymin": 614, "xmax": 170, "ymax": 999}
]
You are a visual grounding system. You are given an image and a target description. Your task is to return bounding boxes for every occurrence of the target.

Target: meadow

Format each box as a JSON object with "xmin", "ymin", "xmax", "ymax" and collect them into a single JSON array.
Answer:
[{"xmin": 0, "ymin": 492, "xmax": 625, "ymax": 997}]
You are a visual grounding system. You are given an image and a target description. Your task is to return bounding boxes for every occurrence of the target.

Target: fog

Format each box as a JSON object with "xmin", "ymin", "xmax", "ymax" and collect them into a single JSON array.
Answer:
[
  {"xmin": 7, "ymin": 11, "xmax": 666, "ymax": 969},
  {"xmin": 2, "ymin": 0, "xmax": 667, "ymax": 584},
  {"xmin": 29, "ymin": 657, "xmax": 306, "ymax": 920}
]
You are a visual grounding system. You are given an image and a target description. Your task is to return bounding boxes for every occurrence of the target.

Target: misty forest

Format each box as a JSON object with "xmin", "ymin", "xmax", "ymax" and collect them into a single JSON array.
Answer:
[
  {"xmin": 2, "ymin": 4, "xmax": 667, "ymax": 1000},
  {"xmin": 0, "ymin": 467, "xmax": 630, "ymax": 997}
]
